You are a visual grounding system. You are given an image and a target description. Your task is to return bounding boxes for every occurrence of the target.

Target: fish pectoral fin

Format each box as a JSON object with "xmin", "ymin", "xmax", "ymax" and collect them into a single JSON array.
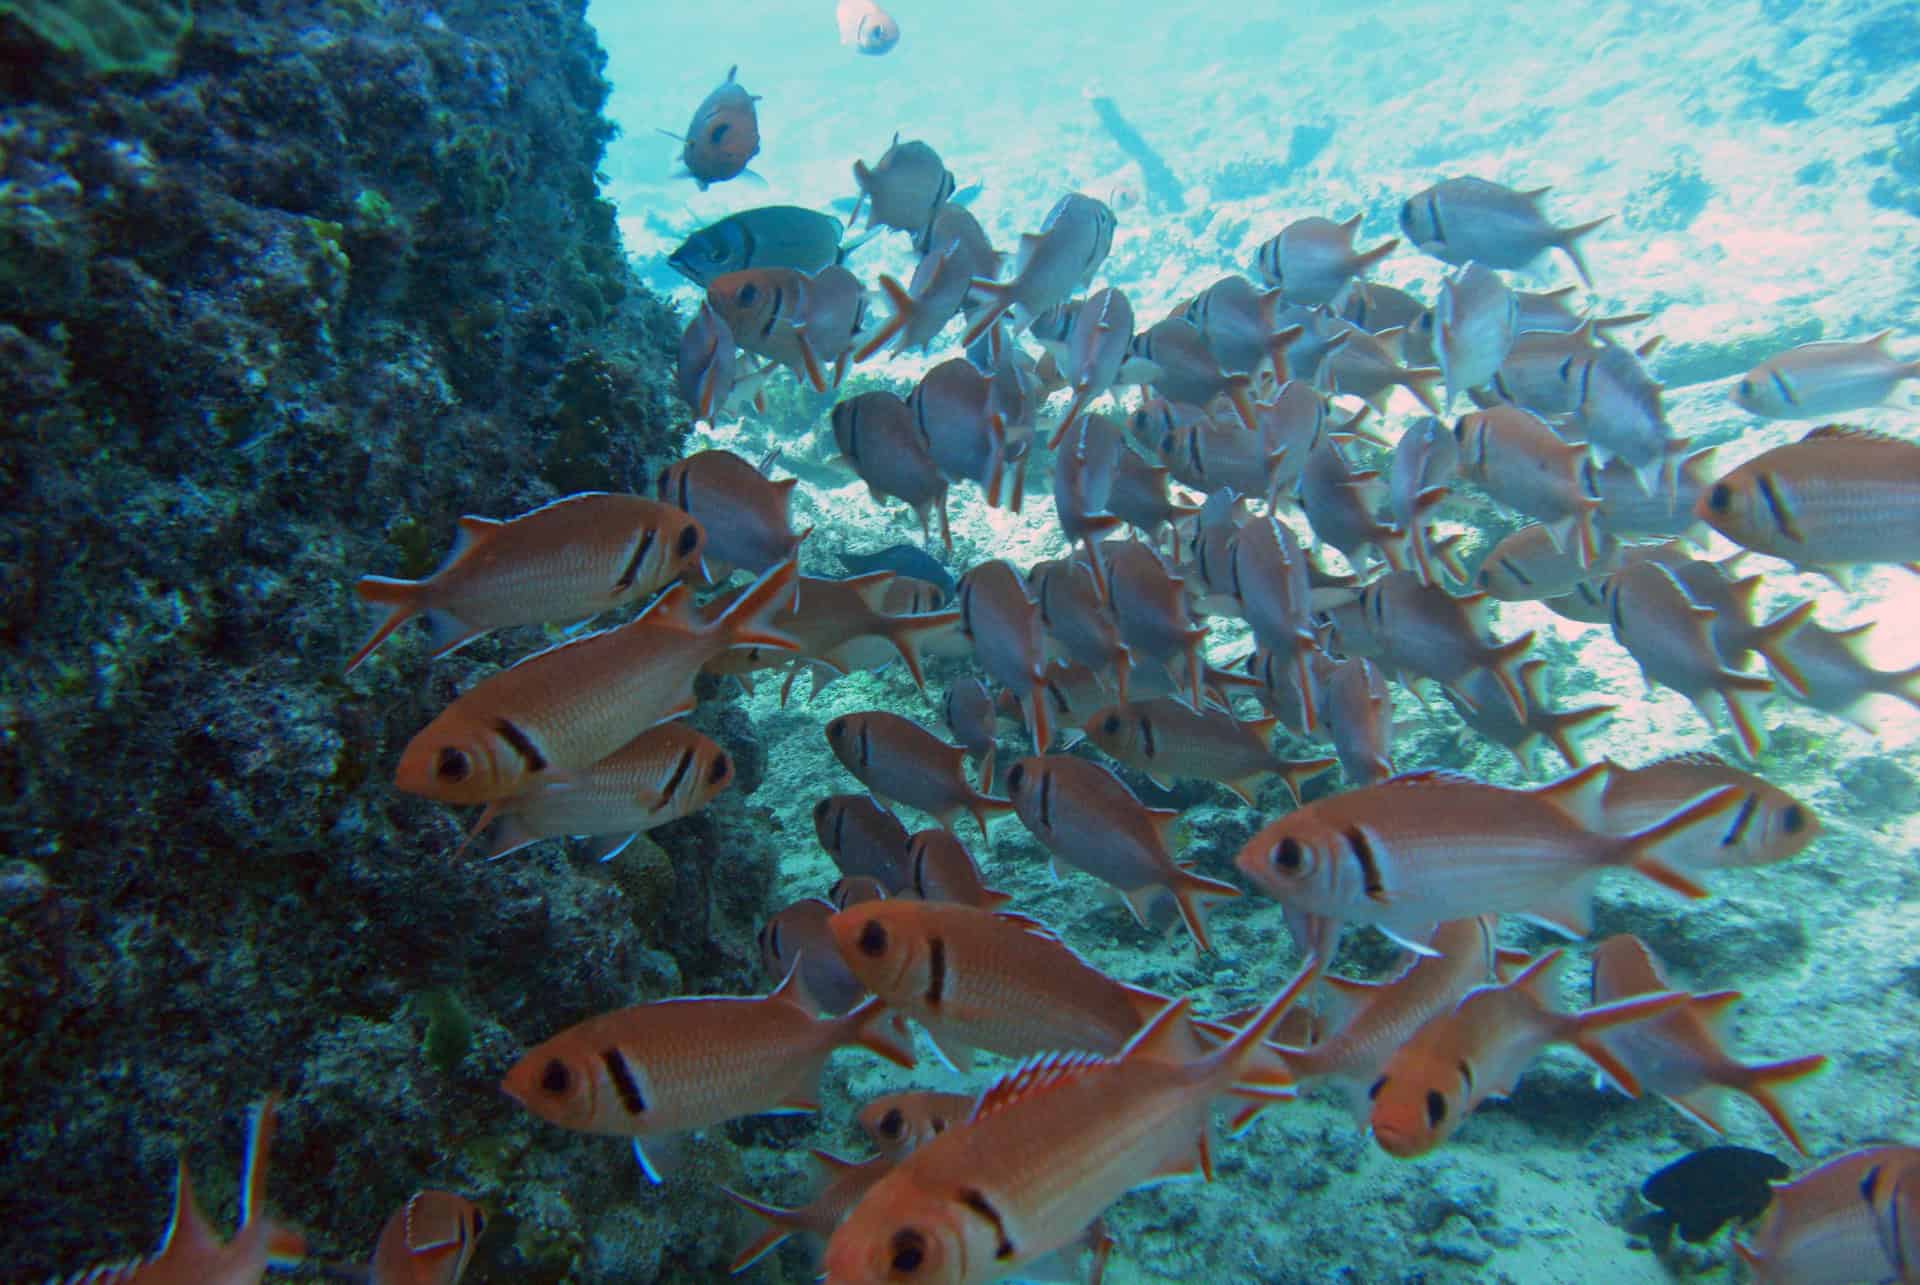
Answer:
[{"xmin": 586, "ymin": 832, "xmax": 641, "ymax": 864}]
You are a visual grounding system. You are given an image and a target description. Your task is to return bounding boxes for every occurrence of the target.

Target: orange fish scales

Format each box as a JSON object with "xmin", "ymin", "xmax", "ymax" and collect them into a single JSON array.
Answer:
[{"xmin": 394, "ymin": 560, "xmax": 797, "ymax": 805}]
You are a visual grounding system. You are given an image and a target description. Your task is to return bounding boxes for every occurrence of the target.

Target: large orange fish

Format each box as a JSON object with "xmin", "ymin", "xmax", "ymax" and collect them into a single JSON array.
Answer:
[
  {"xmin": 1233, "ymin": 765, "xmax": 1738, "ymax": 960},
  {"xmin": 1697, "ymin": 424, "xmax": 1920, "ymax": 576},
  {"xmin": 54, "ymin": 1097, "xmax": 304, "ymax": 1285},
  {"xmin": 394, "ymin": 559, "xmax": 798, "ymax": 805},
  {"xmin": 1735, "ymin": 1145, "xmax": 1920, "ymax": 1284},
  {"xmin": 500, "ymin": 967, "xmax": 914, "ymax": 1183},
  {"xmin": 819, "ymin": 958, "xmax": 1319, "ymax": 1284},
  {"xmin": 346, "ymin": 493, "xmax": 705, "ymax": 674},
  {"xmin": 454, "ymin": 722, "xmax": 732, "ymax": 862},
  {"xmin": 1367, "ymin": 949, "xmax": 1687, "ymax": 1158},
  {"xmin": 825, "ymin": 711, "xmax": 1013, "ymax": 841},
  {"xmin": 667, "ymin": 65, "xmax": 760, "ymax": 191},
  {"xmin": 1587, "ymin": 934, "xmax": 1826, "ymax": 1154},
  {"xmin": 368, "ymin": 1191, "xmax": 483, "ymax": 1285},
  {"xmin": 1005, "ymin": 754, "xmax": 1239, "ymax": 952},
  {"xmin": 1591, "ymin": 752, "xmax": 1818, "ymax": 871},
  {"xmin": 724, "ymin": 1150, "xmax": 896, "ymax": 1274}
]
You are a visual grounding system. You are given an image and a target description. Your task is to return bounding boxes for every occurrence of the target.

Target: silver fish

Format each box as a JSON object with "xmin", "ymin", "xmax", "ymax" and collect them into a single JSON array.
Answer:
[
  {"xmin": 909, "ymin": 357, "xmax": 1023, "ymax": 512},
  {"xmin": 1314, "ymin": 655, "xmax": 1396, "ymax": 786},
  {"xmin": 964, "ymin": 193, "xmax": 1115, "ymax": 345},
  {"xmin": 1399, "ymin": 176, "xmax": 1607, "ymax": 285},
  {"xmin": 1433, "ymin": 262, "xmax": 1517, "ymax": 410},
  {"xmin": 1560, "ymin": 338, "xmax": 1673, "ymax": 492},
  {"xmin": 1254, "ymin": 213, "xmax": 1398, "ymax": 307},
  {"xmin": 851, "ymin": 134, "xmax": 957, "ymax": 251},
  {"xmin": 1732, "ymin": 331, "xmax": 1920, "ymax": 419},
  {"xmin": 668, "ymin": 205, "xmax": 850, "ymax": 286}
]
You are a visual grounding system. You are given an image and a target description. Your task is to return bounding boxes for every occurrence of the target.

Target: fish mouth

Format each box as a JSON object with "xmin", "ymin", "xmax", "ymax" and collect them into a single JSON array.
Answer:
[
  {"xmin": 1371, "ymin": 1121, "xmax": 1425, "ymax": 1159},
  {"xmin": 666, "ymin": 253, "xmax": 704, "ymax": 285}
]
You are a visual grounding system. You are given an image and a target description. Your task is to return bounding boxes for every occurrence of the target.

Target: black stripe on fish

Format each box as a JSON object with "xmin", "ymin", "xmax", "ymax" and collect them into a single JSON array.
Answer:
[
  {"xmin": 616, "ymin": 527, "xmax": 659, "ymax": 592},
  {"xmin": 1426, "ymin": 193, "xmax": 1446, "ymax": 246},
  {"xmin": 845, "ymin": 399, "xmax": 862, "ymax": 461},
  {"xmin": 912, "ymin": 844, "xmax": 930, "ymax": 899},
  {"xmin": 658, "ymin": 747, "xmax": 696, "ymax": 812},
  {"xmin": 832, "ymin": 802, "xmax": 847, "ymax": 854},
  {"xmin": 1342, "ymin": 825, "xmax": 1385, "ymax": 899},
  {"xmin": 676, "ymin": 465, "xmax": 691, "ymax": 515},
  {"xmin": 960, "ymin": 581, "xmax": 975, "ymax": 639},
  {"xmin": 763, "ymin": 286, "xmax": 783, "ymax": 340},
  {"xmin": 926, "ymin": 935, "xmax": 947, "ymax": 1007},
  {"xmin": 1754, "ymin": 473, "xmax": 1799, "ymax": 542},
  {"xmin": 602, "ymin": 1048, "xmax": 646, "ymax": 1116},
  {"xmin": 1038, "ymin": 767, "xmax": 1054, "ymax": 831},
  {"xmin": 1721, "ymin": 791, "xmax": 1759, "ymax": 849},
  {"xmin": 495, "ymin": 719, "xmax": 548, "ymax": 773},
  {"xmin": 957, "ymin": 1188, "xmax": 1017, "ymax": 1261},
  {"xmin": 1500, "ymin": 557, "xmax": 1533, "ymax": 587},
  {"xmin": 1140, "ymin": 714, "xmax": 1158, "ymax": 760},
  {"xmin": 1769, "ymin": 367, "xmax": 1798, "ymax": 409},
  {"xmin": 766, "ymin": 921, "xmax": 782, "ymax": 961},
  {"xmin": 857, "ymin": 721, "xmax": 872, "ymax": 771},
  {"xmin": 1047, "ymin": 681, "xmax": 1071, "ymax": 716},
  {"xmin": 738, "ymin": 222, "xmax": 757, "ymax": 269}
]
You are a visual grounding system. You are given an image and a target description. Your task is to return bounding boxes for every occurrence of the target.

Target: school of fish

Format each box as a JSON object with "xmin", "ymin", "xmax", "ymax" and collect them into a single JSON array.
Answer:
[{"xmin": 47, "ymin": 31, "xmax": 1920, "ymax": 1285}]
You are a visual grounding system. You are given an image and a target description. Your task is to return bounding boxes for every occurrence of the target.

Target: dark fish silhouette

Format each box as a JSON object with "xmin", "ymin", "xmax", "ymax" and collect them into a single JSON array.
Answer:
[
  {"xmin": 837, "ymin": 544, "xmax": 955, "ymax": 600},
  {"xmin": 1628, "ymin": 1146, "xmax": 1790, "ymax": 1250}
]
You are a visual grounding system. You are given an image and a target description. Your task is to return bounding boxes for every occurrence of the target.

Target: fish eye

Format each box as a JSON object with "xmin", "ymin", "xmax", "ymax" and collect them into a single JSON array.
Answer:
[
  {"xmin": 1272, "ymin": 837, "xmax": 1304, "ymax": 872},
  {"xmin": 738, "ymin": 282, "xmax": 759, "ymax": 306},
  {"xmin": 1102, "ymin": 715, "xmax": 1121, "ymax": 735},
  {"xmin": 879, "ymin": 1108, "xmax": 905, "ymax": 1138},
  {"xmin": 890, "ymin": 1228, "xmax": 928, "ymax": 1275},
  {"xmin": 1368, "ymin": 1076, "xmax": 1386, "ymax": 1100},
  {"xmin": 540, "ymin": 1059, "xmax": 571, "ymax": 1095},
  {"xmin": 828, "ymin": 718, "xmax": 848, "ymax": 740},
  {"xmin": 930, "ymin": 1115, "xmax": 948, "ymax": 1133},
  {"xmin": 1738, "ymin": 378, "xmax": 1753, "ymax": 398},
  {"xmin": 710, "ymin": 753, "xmax": 731, "ymax": 784},
  {"xmin": 858, "ymin": 919, "xmax": 889, "ymax": 957},
  {"xmin": 1425, "ymin": 1090, "xmax": 1448, "ymax": 1128},
  {"xmin": 1006, "ymin": 762, "xmax": 1025, "ymax": 790},
  {"xmin": 435, "ymin": 747, "xmax": 471, "ymax": 783},
  {"xmin": 1780, "ymin": 804, "xmax": 1804, "ymax": 833},
  {"xmin": 1707, "ymin": 483, "xmax": 1732, "ymax": 513},
  {"xmin": 676, "ymin": 524, "xmax": 701, "ymax": 556}
]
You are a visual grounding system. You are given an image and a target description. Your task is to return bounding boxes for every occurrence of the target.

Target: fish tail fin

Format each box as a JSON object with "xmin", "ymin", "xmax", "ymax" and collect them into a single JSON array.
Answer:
[
  {"xmin": 853, "ymin": 274, "xmax": 914, "ymax": 362},
  {"xmin": 838, "ymin": 994, "xmax": 918, "ymax": 1070},
  {"xmin": 1727, "ymin": 1053, "xmax": 1828, "ymax": 1156},
  {"xmin": 1022, "ymin": 681, "xmax": 1052, "ymax": 756},
  {"xmin": 718, "ymin": 1186, "xmax": 802, "ymax": 1274},
  {"xmin": 1718, "ymin": 671, "xmax": 1774, "ymax": 760},
  {"xmin": 1616, "ymin": 784, "xmax": 1747, "ymax": 899},
  {"xmin": 1556, "ymin": 216, "xmax": 1610, "ymax": 288},
  {"xmin": 1353, "ymin": 236, "xmax": 1400, "ymax": 277},
  {"xmin": 1564, "ymin": 989, "xmax": 1691, "ymax": 1096},
  {"xmin": 1483, "ymin": 629, "xmax": 1537, "ymax": 721},
  {"xmin": 1167, "ymin": 866, "xmax": 1241, "ymax": 954},
  {"xmin": 1271, "ymin": 754, "xmax": 1337, "ymax": 807},
  {"xmin": 1751, "ymin": 600, "xmax": 1816, "ymax": 697},
  {"xmin": 965, "ymin": 793, "xmax": 1015, "ymax": 845},
  {"xmin": 882, "ymin": 609, "xmax": 962, "ymax": 692},
  {"xmin": 961, "ymin": 279, "xmax": 1015, "ymax": 348},
  {"xmin": 1540, "ymin": 700, "xmax": 1614, "ymax": 769},
  {"xmin": 1400, "ymin": 366, "xmax": 1444, "ymax": 414},
  {"xmin": 238, "ymin": 1095, "xmax": 306, "ymax": 1268},
  {"xmin": 1050, "ymin": 391, "xmax": 1094, "ymax": 450},
  {"xmin": 1262, "ymin": 324, "xmax": 1303, "ymax": 385},
  {"xmin": 1224, "ymin": 374, "xmax": 1260, "ymax": 433},
  {"xmin": 345, "ymin": 576, "xmax": 437, "ymax": 673},
  {"xmin": 1207, "ymin": 952, "xmax": 1323, "ymax": 1097},
  {"xmin": 710, "ymin": 558, "xmax": 803, "ymax": 653}
]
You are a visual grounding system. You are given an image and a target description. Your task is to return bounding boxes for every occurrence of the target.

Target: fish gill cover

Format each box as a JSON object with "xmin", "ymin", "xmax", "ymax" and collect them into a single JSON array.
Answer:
[{"xmin": 2, "ymin": 0, "xmax": 1919, "ymax": 1281}]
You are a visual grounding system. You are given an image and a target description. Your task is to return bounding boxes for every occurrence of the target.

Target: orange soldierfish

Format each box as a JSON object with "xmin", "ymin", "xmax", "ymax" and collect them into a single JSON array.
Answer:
[
  {"xmin": 825, "ymin": 711, "xmax": 1014, "ymax": 842},
  {"xmin": 1734, "ymin": 1145, "xmax": 1920, "ymax": 1285},
  {"xmin": 723, "ymin": 1150, "xmax": 896, "ymax": 1274},
  {"xmin": 1587, "ymin": 934, "xmax": 1826, "ymax": 1154},
  {"xmin": 1731, "ymin": 332, "xmax": 1920, "ymax": 420},
  {"xmin": 850, "ymin": 135, "xmax": 955, "ymax": 250},
  {"xmin": 1591, "ymin": 752, "xmax": 1818, "ymax": 871},
  {"xmin": 1326, "ymin": 570, "xmax": 1533, "ymax": 722},
  {"xmin": 704, "ymin": 572, "xmax": 959, "ymax": 695},
  {"xmin": 832, "ymin": 875, "xmax": 891, "ymax": 910},
  {"xmin": 1768, "ymin": 615, "xmax": 1920, "ymax": 732},
  {"xmin": 1696, "ymin": 424, "xmax": 1920, "ymax": 576},
  {"xmin": 656, "ymin": 448, "xmax": 807, "ymax": 584},
  {"xmin": 1004, "ymin": 754, "xmax": 1239, "ymax": 952},
  {"xmin": 393, "ymin": 558, "xmax": 799, "ymax": 805},
  {"xmin": 1098, "ymin": 537, "xmax": 1211, "ymax": 708},
  {"xmin": 369, "ymin": 1191, "xmax": 484, "ymax": 1285},
  {"xmin": 1453, "ymin": 403, "xmax": 1605, "ymax": 568},
  {"xmin": 346, "ymin": 493, "xmax": 705, "ymax": 674},
  {"xmin": 904, "ymin": 828, "xmax": 1010, "ymax": 910},
  {"xmin": 858, "ymin": 1090, "xmax": 976, "ymax": 1160},
  {"xmin": 677, "ymin": 302, "xmax": 738, "ymax": 425},
  {"xmin": 827, "ymin": 899, "xmax": 1186, "ymax": 1070},
  {"xmin": 1254, "ymin": 213, "xmax": 1397, "ymax": 307},
  {"xmin": 56, "ymin": 1096, "xmax": 304, "ymax": 1285},
  {"xmin": 1233, "ymin": 765, "xmax": 1738, "ymax": 961},
  {"xmin": 961, "ymin": 193, "xmax": 1116, "ymax": 349},
  {"xmin": 1052, "ymin": 287, "xmax": 1136, "ymax": 446},
  {"xmin": 813, "ymin": 793, "xmax": 914, "ymax": 893},
  {"xmin": 1080, "ymin": 697, "xmax": 1335, "ymax": 805},
  {"xmin": 455, "ymin": 722, "xmax": 733, "ymax": 862},
  {"xmin": 500, "ymin": 967, "xmax": 914, "ymax": 1183},
  {"xmin": 1367, "ymin": 948, "xmax": 1688, "ymax": 1158},
  {"xmin": 910, "ymin": 358, "xmax": 1023, "ymax": 513},
  {"xmin": 819, "ymin": 958, "xmax": 1319, "ymax": 1285},
  {"xmin": 1442, "ymin": 656, "xmax": 1614, "ymax": 773},
  {"xmin": 668, "ymin": 65, "xmax": 760, "ymax": 191},
  {"xmin": 1028, "ymin": 556, "xmax": 1125, "ymax": 679}
]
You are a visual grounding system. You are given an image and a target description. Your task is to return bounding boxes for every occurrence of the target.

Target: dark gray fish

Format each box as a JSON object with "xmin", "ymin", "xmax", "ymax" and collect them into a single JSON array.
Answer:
[
  {"xmin": 838, "ymin": 544, "xmax": 955, "ymax": 600},
  {"xmin": 669, "ymin": 206, "xmax": 852, "ymax": 286},
  {"xmin": 1628, "ymin": 1146, "xmax": 1789, "ymax": 1250}
]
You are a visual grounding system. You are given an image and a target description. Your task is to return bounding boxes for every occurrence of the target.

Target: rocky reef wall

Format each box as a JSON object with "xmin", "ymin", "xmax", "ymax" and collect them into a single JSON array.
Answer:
[{"xmin": 0, "ymin": 1, "xmax": 772, "ymax": 1276}]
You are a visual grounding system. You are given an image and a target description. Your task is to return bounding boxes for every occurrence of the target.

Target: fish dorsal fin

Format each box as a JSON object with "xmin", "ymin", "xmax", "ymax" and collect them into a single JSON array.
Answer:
[
  {"xmin": 160, "ymin": 1156, "xmax": 222, "ymax": 1260},
  {"xmin": 638, "ymin": 582, "xmax": 696, "ymax": 629},
  {"xmin": 1117, "ymin": 996, "xmax": 1198, "ymax": 1065},
  {"xmin": 450, "ymin": 515, "xmax": 502, "ymax": 559},
  {"xmin": 1383, "ymin": 768, "xmax": 1479, "ymax": 788},
  {"xmin": 1147, "ymin": 806, "xmax": 1183, "ymax": 842},
  {"xmin": 1531, "ymin": 761, "xmax": 1610, "ymax": 829},
  {"xmin": 1646, "ymin": 750, "xmax": 1733, "ymax": 770},
  {"xmin": 970, "ymin": 1051, "xmax": 1106, "ymax": 1124},
  {"xmin": 1508, "ymin": 948, "xmax": 1565, "ymax": 1005},
  {"xmin": 1801, "ymin": 423, "xmax": 1905, "ymax": 446},
  {"xmin": 404, "ymin": 1192, "xmax": 470, "ymax": 1254},
  {"xmin": 994, "ymin": 910, "xmax": 1060, "ymax": 943}
]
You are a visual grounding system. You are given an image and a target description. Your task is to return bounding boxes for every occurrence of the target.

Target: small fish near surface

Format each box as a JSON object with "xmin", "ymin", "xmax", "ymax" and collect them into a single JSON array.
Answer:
[
  {"xmin": 369, "ymin": 1190, "xmax": 484, "ymax": 1285},
  {"xmin": 1399, "ymin": 176, "xmax": 1608, "ymax": 286},
  {"xmin": 346, "ymin": 493, "xmax": 706, "ymax": 674},
  {"xmin": 668, "ymin": 205, "xmax": 855, "ymax": 287},
  {"xmin": 54, "ymin": 1096, "xmax": 305, "ymax": 1285},
  {"xmin": 664, "ymin": 65, "xmax": 762, "ymax": 191},
  {"xmin": 500, "ymin": 967, "xmax": 914, "ymax": 1184},
  {"xmin": 1731, "ymin": 331, "xmax": 1920, "ymax": 419},
  {"xmin": 837, "ymin": 0, "xmax": 901, "ymax": 54},
  {"xmin": 1627, "ymin": 1145, "xmax": 1791, "ymax": 1251}
]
